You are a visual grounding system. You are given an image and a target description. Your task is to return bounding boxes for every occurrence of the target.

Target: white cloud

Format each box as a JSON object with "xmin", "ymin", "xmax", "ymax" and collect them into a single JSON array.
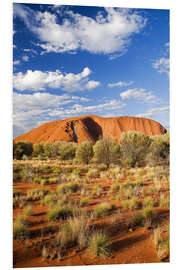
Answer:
[
  {"xmin": 13, "ymin": 67, "xmax": 100, "ymax": 92},
  {"xmin": 13, "ymin": 60, "xmax": 20, "ymax": 65},
  {"xmin": 108, "ymin": 81, "xmax": 133, "ymax": 88},
  {"xmin": 13, "ymin": 92, "xmax": 91, "ymax": 137},
  {"xmin": 152, "ymin": 57, "xmax": 170, "ymax": 77},
  {"xmin": 14, "ymin": 4, "xmax": 146, "ymax": 55},
  {"xmin": 48, "ymin": 100, "xmax": 126, "ymax": 118},
  {"xmin": 136, "ymin": 106, "xmax": 169, "ymax": 118},
  {"xmin": 22, "ymin": 55, "xmax": 29, "ymax": 62},
  {"xmin": 120, "ymin": 88, "xmax": 157, "ymax": 103}
]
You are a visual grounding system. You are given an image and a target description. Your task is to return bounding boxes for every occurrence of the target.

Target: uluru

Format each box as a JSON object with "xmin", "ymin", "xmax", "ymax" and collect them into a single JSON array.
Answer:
[{"xmin": 14, "ymin": 115, "xmax": 167, "ymax": 144}]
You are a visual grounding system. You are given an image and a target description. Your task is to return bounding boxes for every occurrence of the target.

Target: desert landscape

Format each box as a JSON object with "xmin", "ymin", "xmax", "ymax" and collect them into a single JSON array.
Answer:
[
  {"xmin": 13, "ymin": 3, "xmax": 170, "ymax": 268},
  {"xmin": 13, "ymin": 115, "xmax": 170, "ymax": 268}
]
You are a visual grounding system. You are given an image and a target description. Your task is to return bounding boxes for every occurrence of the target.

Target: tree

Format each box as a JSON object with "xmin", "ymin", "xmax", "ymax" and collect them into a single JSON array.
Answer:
[
  {"xmin": 33, "ymin": 142, "xmax": 44, "ymax": 157},
  {"xmin": 13, "ymin": 141, "xmax": 33, "ymax": 160},
  {"xmin": 93, "ymin": 137, "xmax": 120, "ymax": 169},
  {"xmin": 58, "ymin": 141, "xmax": 77, "ymax": 160},
  {"xmin": 147, "ymin": 131, "xmax": 169, "ymax": 165},
  {"xmin": 76, "ymin": 141, "xmax": 93, "ymax": 164},
  {"xmin": 120, "ymin": 131, "xmax": 152, "ymax": 167}
]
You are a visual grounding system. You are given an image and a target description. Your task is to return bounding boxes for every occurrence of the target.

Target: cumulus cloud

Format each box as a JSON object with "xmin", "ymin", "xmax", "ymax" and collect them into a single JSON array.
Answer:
[
  {"xmin": 22, "ymin": 55, "xmax": 29, "ymax": 62},
  {"xmin": 13, "ymin": 4, "xmax": 146, "ymax": 55},
  {"xmin": 108, "ymin": 81, "xmax": 133, "ymax": 88},
  {"xmin": 48, "ymin": 100, "xmax": 126, "ymax": 118},
  {"xmin": 13, "ymin": 67, "xmax": 100, "ymax": 92},
  {"xmin": 136, "ymin": 106, "xmax": 169, "ymax": 118},
  {"xmin": 152, "ymin": 57, "xmax": 170, "ymax": 77},
  {"xmin": 13, "ymin": 60, "xmax": 20, "ymax": 65},
  {"xmin": 120, "ymin": 88, "xmax": 157, "ymax": 103},
  {"xmin": 13, "ymin": 92, "xmax": 91, "ymax": 137}
]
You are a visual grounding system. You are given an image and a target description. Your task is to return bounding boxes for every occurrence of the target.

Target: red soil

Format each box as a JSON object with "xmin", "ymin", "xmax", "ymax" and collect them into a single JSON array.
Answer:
[
  {"xmin": 14, "ymin": 115, "xmax": 167, "ymax": 144},
  {"xmin": 13, "ymin": 169, "xmax": 169, "ymax": 268}
]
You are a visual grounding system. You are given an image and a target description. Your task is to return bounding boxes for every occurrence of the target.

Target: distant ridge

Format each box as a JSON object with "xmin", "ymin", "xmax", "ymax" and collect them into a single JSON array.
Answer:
[{"xmin": 14, "ymin": 115, "xmax": 167, "ymax": 144}]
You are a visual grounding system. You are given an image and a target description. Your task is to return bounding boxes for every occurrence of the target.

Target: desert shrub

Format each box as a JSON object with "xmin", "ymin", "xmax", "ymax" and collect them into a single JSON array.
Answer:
[
  {"xmin": 21, "ymin": 164, "xmax": 34, "ymax": 183},
  {"xmin": 41, "ymin": 194, "xmax": 57, "ymax": 206},
  {"xmin": 147, "ymin": 132, "xmax": 170, "ymax": 165},
  {"xmin": 23, "ymin": 205, "xmax": 33, "ymax": 216},
  {"xmin": 76, "ymin": 141, "xmax": 93, "ymax": 164},
  {"xmin": 110, "ymin": 183, "xmax": 120, "ymax": 192},
  {"xmin": 56, "ymin": 224, "xmax": 73, "ymax": 248},
  {"xmin": 27, "ymin": 188, "xmax": 50, "ymax": 200},
  {"xmin": 160, "ymin": 194, "xmax": 169, "ymax": 207},
  {"xmin": 143, "ymin": 207, "xmax": 155, "ymax": 219},
  {"xmin": 58, "ymin": 142, "xmax": 77, "ymax": 160},
  {"xmin": 13, "ymin": 141, "xmax": 33, "ymax": 160},
  {"xmin": 68, "ymin": 216, "xmax": 90, "ymax": 249},
  {"xmin": 42, "ymin": 142, "xmax": 54, "ymax": 158},
  {"xmin": 33, "ymin": 176, "xmax": 42, "ymax": 184},
  {"xmin": 56, "ymin": 182, "xmax": 79, "ymax": 194},
  {"xmin": 80, "ymin": 198, "xmax": 89, "ymax": 207},
  {"xmin": 47, "ymin": 205, "xmax": 77, "ymax": 221},
  {"xmin": 87, "ymin": 168, "xmax": 100, "ymax": 178},
  {"xmin": 143, "ymin": 197, "xmax": 154, "ymax": 208},
  {"xmin": 93, "ymin": 137, "xmax": 120, "ymax": 169},
  {"xmin": 120, "ymin": 131, "xmax": 152, "ymax": 167},
  {"xmin": 131, "ymin": 212, "xmax": 145, "ymax": 226},
  {"xmin": 88, "ymin": 232, "xmax": 110, "ymax": 257},
  {"xmin": 92, "ymin": 184, "xmax": 102, "ymax": 196},
  {"xmin": 93, "ymin": 203, "xmax": 109, "ymax": 218},
  {"xmin": 33, "ymin": 142, "xmax": 44, "ymax": 157},
  {"xmin": 13, "ymin": 215, "xmax": 27, "ymax": 239},
  {"xmin": 13, "ymin": 189, "xmax": 22, "ymax": 197}
]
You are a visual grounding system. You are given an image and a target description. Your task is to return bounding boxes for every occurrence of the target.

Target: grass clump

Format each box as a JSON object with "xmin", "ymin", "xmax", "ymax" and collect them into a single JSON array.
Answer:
[
  {"xmin": 142, "ymin": 207, "xmax": 155, "ymax": 219},
  {"xmin": 110, "ymin": 183, "xmax": 120, "ymax": 192},
  {"xmin": 93, "ymin": 203, "xmax": 109, "ymax": 218},
  {"xmin": 80, "ymin": 198, "xmax": 89, "ymax": 207},
  {"xmin": 87, "ymin": 168, "xmax": 100, "ymax": 178},
  {"xmin": 131, "ymin": 212, "xmax": 145, "ymax": 226},
  {"xmin": 27, "ymin": 188, "xmax": 50, "ymax": 200},
  {"xmin": 56, "ymin": 182, "xmax": 79, "ymax": 194},
  {"xmin": 23, "ymin": 205, "xmax": 34, "ymax": 216},
  {"xmin": 13, "ymin": 189, "xmax": 22, "ymax": 197},
  {"xmin": 88, "ymin": 232, "xmax": 110, "ymax": 257},
  {"xmin": 13, "ymin": 215, "xmax": 27, "ymax": 240},
  {"xmin": 47, "ymin": 205, "xmax": 77, "ymax": 221},
  {"xmin": 160, "ymin": 194, "xmax": 169, "ymax": 208},
  {"xmin": 143, "ymin": 197, "xmax": 154, "ymax": 208}
]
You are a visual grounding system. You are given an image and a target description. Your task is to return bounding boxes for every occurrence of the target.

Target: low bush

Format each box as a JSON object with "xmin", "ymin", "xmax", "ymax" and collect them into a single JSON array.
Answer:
[
  {"xmin": 47, "ymin": 205, "xmax": 77, "ymax": 221},
  {"xmin": 13, "ymin": 215, "xmax": 27, "ymax": 240},
  {"xmin": 88, "ymin": 232, "xmax": 110, "ymax": 257}
]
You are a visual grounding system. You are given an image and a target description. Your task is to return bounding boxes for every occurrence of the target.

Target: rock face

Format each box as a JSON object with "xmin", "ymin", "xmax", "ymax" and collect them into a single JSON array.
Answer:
[{"xmin": 14, "ymin": 115, "xmax": 167, "ymax": 144}]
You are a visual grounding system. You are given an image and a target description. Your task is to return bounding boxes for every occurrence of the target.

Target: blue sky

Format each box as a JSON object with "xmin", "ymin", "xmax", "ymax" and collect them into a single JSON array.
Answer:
[{"xmin": 13, "ymin": 3, "xmax": 169, "ymax": 137}]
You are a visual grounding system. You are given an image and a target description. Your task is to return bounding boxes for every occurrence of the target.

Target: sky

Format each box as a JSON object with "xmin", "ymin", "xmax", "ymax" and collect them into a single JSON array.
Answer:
[{"xmin": 13, "ymin": 3, "xmax": 169, "ymax": 138}]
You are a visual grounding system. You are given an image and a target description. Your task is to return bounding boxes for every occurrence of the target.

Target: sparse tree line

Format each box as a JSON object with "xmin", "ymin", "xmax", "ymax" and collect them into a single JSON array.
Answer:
[{"xmin": 13, "ymin": 131, "xmax": 169, "ymax": 168}]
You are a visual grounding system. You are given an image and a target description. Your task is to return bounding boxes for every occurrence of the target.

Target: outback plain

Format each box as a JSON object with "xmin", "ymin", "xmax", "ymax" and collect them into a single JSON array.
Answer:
[{"xmin": 13, "ymin": 116, "xmax": 170, "ymax": 268}]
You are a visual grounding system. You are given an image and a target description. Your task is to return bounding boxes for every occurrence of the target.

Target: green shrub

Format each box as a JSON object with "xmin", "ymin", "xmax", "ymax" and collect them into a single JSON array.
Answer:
[
  {"xmin": 23, "ymin": 205, "xmax": 33, "ymax": 216},
  {"xmin": 143, "ymin": 197, "xmax": 154, "ymax": 208},
  {"xmin": 76, "ymin": 141, "xmax": 93, "ymax": 164},
  {"xmin": 160, "ymin": 194, "xmax": 169, "ymax": 208},
  {"xmin": 120, "ymin": 131, "xmax": 152, "ymax": 167},
  {"xmin": 47, "ymin": 205, "xmax": 77, "ymax": 221},
  {"xmin": 143, "ymin": 207, "xmax": 155, "ymax": 219},
  {"xmin": 88, "ymin": 232, "xmax": 110, "ymax": 257},
  {"xmin": 93, "ymin": 137, "xmax": 120, "ymax": 169},
  {"xmin": 56, "ymin": 182, "xmax": 79, "ymax": 194},
  {"xmin": 13, "ymin": 141, "xmax": 33, "ymax": 160},
  {"xmin": 13, "ymin": 215, "xmax": 27, "ymax": 239},
  {"xmin": 94, "ymin": 203, "xmax": 109, "ymax": 218},
  {"xmin": 87, "ymin": 168, "xmax": 100, "ymax": 178},
  {"xmin": 131, "ymin": 212, "xmax": 145, "ymax": 226},
  {"xmin": 13, "ymin": 189, "xmax": 22, "ymax": 197}
]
